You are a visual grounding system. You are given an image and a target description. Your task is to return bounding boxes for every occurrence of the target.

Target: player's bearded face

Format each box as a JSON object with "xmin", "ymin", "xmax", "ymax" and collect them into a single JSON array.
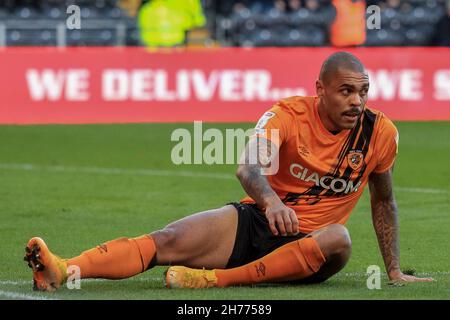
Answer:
[{"xmin": 320, "ymin": 70, "xmax": 370, "ymax": 131}]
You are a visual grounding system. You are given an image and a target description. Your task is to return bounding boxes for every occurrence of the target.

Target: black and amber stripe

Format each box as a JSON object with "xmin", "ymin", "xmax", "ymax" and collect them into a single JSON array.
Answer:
[{"xmin": 282, "ymin": 109, "xmax": 377, "ymax": 205}]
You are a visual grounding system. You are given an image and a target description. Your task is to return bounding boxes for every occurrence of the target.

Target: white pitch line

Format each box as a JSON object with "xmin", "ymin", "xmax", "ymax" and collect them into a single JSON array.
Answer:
[
  {"xmin": 1, "ymin": 272, "xmax": 447, "ymax": 288},
  {"xmin": 1, "ymin": 163, "xmax": 449, "ymax": 195},
  {"xmin": 0, "ymin": 277, "xmax": 163, "ymax": 287},
  {"xmin": 396, "ymin": 187, "xmax": 449, "ymax": 195},
  {"xmin": 81, "ymin": 277, "xmax": 163, "ymax": 283},
  {"xmin": 337, "ymin": 271, "xmax": 450, "ymax": 277},
  {"xmin": 0, "ymin": 163, "xmax": 235, "ymax": 180},
  {"xmin": 0, "ymin": 290, "xmax": 57, "ymax": 300},
  {"xmin": 0, "ymin": 280, "xmax": 29, "ymax": 285}
]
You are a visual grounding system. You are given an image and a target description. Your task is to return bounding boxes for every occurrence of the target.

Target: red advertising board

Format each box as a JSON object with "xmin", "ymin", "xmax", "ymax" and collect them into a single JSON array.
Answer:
[{"xmin": 0, "ymin": 47, "xmax": 449, "ymax": 124}]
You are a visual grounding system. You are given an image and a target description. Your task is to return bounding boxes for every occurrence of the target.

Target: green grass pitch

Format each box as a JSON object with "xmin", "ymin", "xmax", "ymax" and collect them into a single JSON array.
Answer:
[{"xmin": 0, "ymin": 122, "xmax": 449, "ymax": 300}]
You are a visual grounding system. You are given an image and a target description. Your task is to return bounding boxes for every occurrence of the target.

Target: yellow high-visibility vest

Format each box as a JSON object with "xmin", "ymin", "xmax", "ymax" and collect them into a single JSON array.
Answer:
[{"xmin": 138, "ymin": 0, "xmax": 206, "ymax": 48}]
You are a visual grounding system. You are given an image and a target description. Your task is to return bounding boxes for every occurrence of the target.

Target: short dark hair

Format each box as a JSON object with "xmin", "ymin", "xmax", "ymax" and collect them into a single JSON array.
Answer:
[{"xmin": 319, "ymin": 52, "xmax": 366, "ymax": 84}]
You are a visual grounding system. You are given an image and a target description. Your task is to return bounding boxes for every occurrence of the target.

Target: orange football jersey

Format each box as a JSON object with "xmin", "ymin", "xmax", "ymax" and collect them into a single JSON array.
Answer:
[{"xmin": 241, "ymin": 96, "xmax": 399, "ymax": 234}]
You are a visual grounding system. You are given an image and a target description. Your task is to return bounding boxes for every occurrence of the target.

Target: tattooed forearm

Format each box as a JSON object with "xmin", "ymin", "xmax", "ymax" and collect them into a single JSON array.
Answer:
[
  {"xmin": 237, "ymin": 164, "xmax": 280, "ymax": 207},
  {"xmin": 236, "ymin": 137, "xmax": 281, "ymax": 207},
  {"xmin": 369, "ymin": 170, "xmax": 401, "ymax": 277},
  {"xmin": 371, "ymin": 195, "xmax": 400, "ymax": 276}
]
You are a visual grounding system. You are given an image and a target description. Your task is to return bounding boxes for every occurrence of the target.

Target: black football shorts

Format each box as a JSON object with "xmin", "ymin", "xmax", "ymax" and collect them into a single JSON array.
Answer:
[{"xmin": 226, "ymin": 202, "xmax": 308, "ymax": 269}]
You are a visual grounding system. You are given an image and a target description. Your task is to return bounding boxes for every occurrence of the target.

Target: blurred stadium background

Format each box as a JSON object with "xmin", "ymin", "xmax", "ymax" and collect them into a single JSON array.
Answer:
[
  {"xmin": 0, "ymin": 0, "xmax": 449, "ymax": 300},
  {"xmin": 0, "ymin": 0, "xmax": 449, "ymax": 47}
]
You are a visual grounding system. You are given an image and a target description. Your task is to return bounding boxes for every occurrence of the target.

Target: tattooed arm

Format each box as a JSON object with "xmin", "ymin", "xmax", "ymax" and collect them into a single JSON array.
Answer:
[
  {"xmin": 236, "ymin": 137, "xmax": 298, "ymax": 236},
  {"xmin": 369, "ymin": 168, "xmax": 434, "ymax": 282}
]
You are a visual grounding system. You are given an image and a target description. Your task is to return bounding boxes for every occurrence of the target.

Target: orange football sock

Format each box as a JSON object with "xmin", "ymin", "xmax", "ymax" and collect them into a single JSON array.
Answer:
[
  {"xmin": 67, "ymin": 235, "xmax": 156, "ymax": 279},
  {"xmin": 215, "ymin": 237, "xmax": 325, "ymax": 287}
]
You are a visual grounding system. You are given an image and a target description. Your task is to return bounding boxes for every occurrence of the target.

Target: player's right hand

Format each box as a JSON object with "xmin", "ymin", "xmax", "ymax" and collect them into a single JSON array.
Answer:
[{"xmin": 264, "ymin": 201, "xmax": 299, "ymax": 236}]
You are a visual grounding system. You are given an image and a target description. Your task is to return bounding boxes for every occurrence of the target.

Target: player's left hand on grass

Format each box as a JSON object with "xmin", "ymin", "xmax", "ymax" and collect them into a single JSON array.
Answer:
[{"xmin": 389, "ymin": 271, "xmax": 435, "ymax": 283}]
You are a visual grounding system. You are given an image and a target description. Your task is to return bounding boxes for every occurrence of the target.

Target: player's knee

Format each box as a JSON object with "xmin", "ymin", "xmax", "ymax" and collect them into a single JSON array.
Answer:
[
  {"xmin": 151, "ymin": 227, "xmax": 179, "ymax": 253},
  {"xmin": 331, "ymin": 226, "xmax": 351, "ymax": 265},
  {"xmin": 328, "ymin": 224, "xmax": 352, "ymax": 254},
  {"xmin": 315, "ymin": 224, "xmax": 351, "ymax": 259}
]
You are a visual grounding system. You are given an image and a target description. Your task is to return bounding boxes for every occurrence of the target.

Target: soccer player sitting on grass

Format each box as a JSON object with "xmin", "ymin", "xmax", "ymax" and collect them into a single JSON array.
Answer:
[{"xmin": 24, "ymin": 52, "xmax": 433, "ymax": 291}]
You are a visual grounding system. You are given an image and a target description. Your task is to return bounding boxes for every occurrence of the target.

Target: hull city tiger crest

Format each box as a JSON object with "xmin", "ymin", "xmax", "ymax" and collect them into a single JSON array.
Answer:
[{"xmin": 347, "ymin": 150, "xmax": 364, "ymax": 170}]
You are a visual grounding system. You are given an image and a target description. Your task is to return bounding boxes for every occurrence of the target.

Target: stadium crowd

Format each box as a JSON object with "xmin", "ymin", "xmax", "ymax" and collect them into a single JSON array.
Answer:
[
  {"xmin": 218, "ymin": 0, "xmax": 450, "ymax": 46},
  {"xmin": 0, "ymin": 0, "xmax": 449, "ymax": 47}
]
